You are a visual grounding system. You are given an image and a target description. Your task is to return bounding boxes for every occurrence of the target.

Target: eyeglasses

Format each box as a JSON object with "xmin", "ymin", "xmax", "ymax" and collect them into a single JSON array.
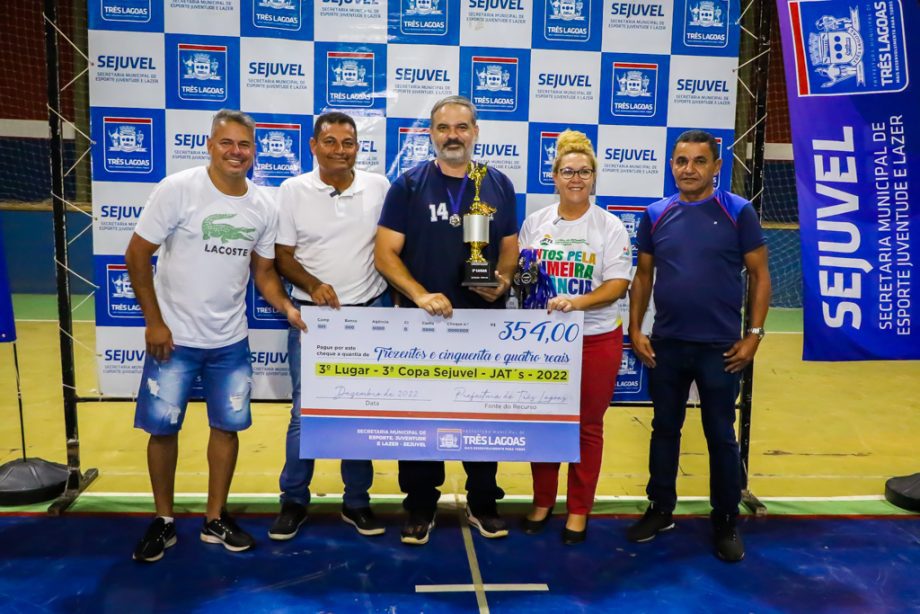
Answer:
[{"xmin": 558, "ymin": 167, "xmax": 595, "ymax": 180}]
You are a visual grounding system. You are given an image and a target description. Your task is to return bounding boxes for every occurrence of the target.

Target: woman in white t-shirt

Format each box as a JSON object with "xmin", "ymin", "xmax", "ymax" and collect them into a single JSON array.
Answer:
[{"xmin": 519, "ymin": 130, "xmax": 633, "ymax": 544}]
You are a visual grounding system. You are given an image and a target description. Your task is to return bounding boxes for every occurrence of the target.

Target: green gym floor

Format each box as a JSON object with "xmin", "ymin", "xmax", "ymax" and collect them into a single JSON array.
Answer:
[{"xmin": 1, "ymin": 295, "xmax": 918, "ymax": 516}]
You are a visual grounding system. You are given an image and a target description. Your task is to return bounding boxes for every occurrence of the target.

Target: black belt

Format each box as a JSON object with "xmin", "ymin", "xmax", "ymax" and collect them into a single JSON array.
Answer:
[{"xmin": 294, "ymin": 292, "xmax": 384, "ymax": 308}]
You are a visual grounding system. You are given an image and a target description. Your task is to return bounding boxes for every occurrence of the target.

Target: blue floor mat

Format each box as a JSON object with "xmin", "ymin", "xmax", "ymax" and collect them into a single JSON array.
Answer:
[{"xmin": 0, "ymin": 513, "xmax": 918, "ymax": 613}]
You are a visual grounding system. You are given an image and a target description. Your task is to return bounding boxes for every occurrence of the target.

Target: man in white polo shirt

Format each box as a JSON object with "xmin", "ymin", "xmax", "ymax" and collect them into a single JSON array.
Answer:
[
  {"xmin": 126, "ymin": 109, "xmax": 305, "ymax": 563},
  {"xmin": 268, "ymin": 112, "xmax": 391, "ymax": 541}
]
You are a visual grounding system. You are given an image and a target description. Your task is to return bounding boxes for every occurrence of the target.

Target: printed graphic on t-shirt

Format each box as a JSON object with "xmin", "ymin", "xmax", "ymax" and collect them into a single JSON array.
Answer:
[
  {"xmin": 201, "ymin": 212, "xmax": 256, "ymax": 256},
  {"xmin": 534, "ymin": 237, "xmax": 596, "ymax": 296}
]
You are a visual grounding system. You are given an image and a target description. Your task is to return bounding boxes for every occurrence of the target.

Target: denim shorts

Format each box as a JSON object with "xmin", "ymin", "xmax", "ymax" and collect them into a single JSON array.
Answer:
[{"xmin": 134, "ymin": 338, "xmax": 253, "ymax": 436}]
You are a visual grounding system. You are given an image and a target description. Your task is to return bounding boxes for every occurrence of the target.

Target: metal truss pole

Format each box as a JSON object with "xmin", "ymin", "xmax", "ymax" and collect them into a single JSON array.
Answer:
[{"xmin": 45, "ymin": 0, "xmax": 98, "ymax": 515}]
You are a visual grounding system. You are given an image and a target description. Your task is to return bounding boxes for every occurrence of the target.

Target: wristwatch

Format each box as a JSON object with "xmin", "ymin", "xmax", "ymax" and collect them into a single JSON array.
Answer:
[{"xmin": 747, "ymin": 327, "xmax": 766, "ymax": 340}]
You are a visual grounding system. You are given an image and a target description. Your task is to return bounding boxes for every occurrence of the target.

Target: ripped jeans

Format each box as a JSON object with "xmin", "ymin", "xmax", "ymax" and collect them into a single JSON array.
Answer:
[{"xmin": 134, "ymin": 337, "xmax": 253, "ymax": 435}]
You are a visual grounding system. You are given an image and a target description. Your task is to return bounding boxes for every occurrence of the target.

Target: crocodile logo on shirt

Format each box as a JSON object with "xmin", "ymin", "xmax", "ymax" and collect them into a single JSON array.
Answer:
[{"xmin": 202, "ymin": 213, "xmax": 256, "ymax": 244}]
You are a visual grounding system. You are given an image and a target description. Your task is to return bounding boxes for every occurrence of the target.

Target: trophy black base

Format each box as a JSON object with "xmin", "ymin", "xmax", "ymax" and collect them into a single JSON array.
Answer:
[{"xmin": 462, "ymin": 261, "xmax": 500, "ymax": 287}]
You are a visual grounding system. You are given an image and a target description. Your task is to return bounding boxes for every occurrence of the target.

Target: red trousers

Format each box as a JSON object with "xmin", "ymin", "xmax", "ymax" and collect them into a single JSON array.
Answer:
[{"xmin": 531, "ymin": 327, "xmax": 623, "ymax": 515}]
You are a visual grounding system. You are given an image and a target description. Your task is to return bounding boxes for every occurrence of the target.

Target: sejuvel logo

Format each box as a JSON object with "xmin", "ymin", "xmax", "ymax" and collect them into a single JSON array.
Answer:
[
  {"xmin": 612, "ymin": 62, "xmax": 658, "ymax": 117},
  {"xmin": 327, "ymin": 52, "xmax": 375, "ymax": 108},
  {"xmin": 254, "ymin": 122, "xmax": 301, "ymax": 186},
  {"xmin": 253, "ymin": 0, "xmax": 302, "ymax": 31},
  {"xmin": 472, "ymin": 56, "xmax": 518, "ymax": 112},
  {"xmin": 398, "ymin": 127, "xmax": 433, "ymax": 174},
  {"xmin": 683, "ymin": 0, "xmax": 729, "ymax": 47},
  {"xmin": 107, "ymin": 264, "xmax": 143, "ymax": 319},
  {"xmin": 251, "ymin": 351, "xmax": 288, "ymax": 365},
  {"xmin": 101, "ymin": 0, "xmax": 151, "ymax": 23},
  {"xmin": 104, "ymin": 117, "xmax": 153, "ymax": 174},
  {"xmin": 100, "ymin": 204, "xmax": 144, "ymax": 221},
  {"xmin": 400, "ymin": 0, "xmax": 448, "ymax": 36},
  {"xmin": 545, "ymin": 0, "xmax": 590, "ymax": 41},
  {"xmin": 789, "ymin": 0, "xmax": 907, "ymax": 96},
  {"xmin": 539, "ymin": 131, "xmax": 559, "ymax": 186},
  {"xmin": 178, "ymin": 44, "xmax": 228, "ymax": 102}
]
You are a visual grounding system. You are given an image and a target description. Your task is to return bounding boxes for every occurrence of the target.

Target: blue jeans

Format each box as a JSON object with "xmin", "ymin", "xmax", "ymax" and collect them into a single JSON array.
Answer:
[
  {"xmin": 134, "ymin": 338, "xmax": 252, "ymax": 436},
  {"xmin": 645, "ymin": 338, "xmax": 742, "ymax": 517},
  {"xmin": 278, "ymin": 294, "xmax": 388, "ymax": 509}
]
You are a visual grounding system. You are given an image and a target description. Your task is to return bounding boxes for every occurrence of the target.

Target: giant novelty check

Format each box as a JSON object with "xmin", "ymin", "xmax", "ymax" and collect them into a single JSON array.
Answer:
[{"xmin": 298, "ymin": 308, "xmax": 584, "ymax": 462}]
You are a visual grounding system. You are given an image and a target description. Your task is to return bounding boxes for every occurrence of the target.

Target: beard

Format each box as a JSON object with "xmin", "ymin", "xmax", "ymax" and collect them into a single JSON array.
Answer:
[{"xmin": 436, "ymin": 142, "xmax": 469, "ymax": 165}]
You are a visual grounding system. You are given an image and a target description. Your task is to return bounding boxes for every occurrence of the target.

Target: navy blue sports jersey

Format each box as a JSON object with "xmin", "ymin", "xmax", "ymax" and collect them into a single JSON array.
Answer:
[
  {"xmin": 636, "ymin": 189, "xmax": 765, "ymax": 343},
  {"xmin": 379, "ymin": 160, "xmax": 518, "ymax": 309}
]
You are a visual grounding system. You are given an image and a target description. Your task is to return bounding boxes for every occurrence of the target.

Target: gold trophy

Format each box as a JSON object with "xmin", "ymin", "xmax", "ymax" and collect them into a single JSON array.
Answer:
[{"xmin": 462, "ymin": 162, "xmax": 499, "ymax": 287}]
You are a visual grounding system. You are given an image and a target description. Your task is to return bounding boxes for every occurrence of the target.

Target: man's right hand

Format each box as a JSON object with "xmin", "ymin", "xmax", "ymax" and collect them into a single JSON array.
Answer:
[
  {"xmin": 415, "ymin": 293, "xmax": 453, "ymax": 318},
  {"xmin": 309, "ymin": 282, "xmax": 341, "ymax": 309},
  {"xmin": 630, "ymin": 330, "xmax": 656, "ymax": 368},
  {"xmin": 146, "ymin": 322, "xmax": 175, "ymax": 363}
]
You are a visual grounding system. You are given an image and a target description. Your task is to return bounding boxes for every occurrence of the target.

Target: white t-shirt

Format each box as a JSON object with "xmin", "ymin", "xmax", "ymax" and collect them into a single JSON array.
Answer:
[
  {"xmin": 134, "ymin": 166, "xmax": 277, "ymax": 349},
  {"xmin": 519, "ymin": 203, "xmax": 633, "ymax": 336},
  {"xmin": 275, "ymin": 168, "xmax": 389, "ymax": 304}
]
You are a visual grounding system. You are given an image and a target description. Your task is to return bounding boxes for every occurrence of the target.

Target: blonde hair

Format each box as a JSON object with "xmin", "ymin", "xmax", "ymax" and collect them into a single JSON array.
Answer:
[{"xmin": 552, "ymin": 129, "xmax": 597, "ymax": 174}]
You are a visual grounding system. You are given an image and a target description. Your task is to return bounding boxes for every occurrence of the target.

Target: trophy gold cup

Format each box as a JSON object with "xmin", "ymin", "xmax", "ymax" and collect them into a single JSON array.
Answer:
[{"xmin": 461, "ymin": 162, "xmax": 499, "ymax": 287}]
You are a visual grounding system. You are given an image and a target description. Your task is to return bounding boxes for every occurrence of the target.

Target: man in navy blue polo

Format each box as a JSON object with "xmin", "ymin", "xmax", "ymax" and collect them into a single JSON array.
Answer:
[
  {"xmin": 626, "ymin": 130, "xmax": 771, "ymax": 562},
  {"xmin": 375, "ymin": 95, "xmax": 519, "ymax": 546}
]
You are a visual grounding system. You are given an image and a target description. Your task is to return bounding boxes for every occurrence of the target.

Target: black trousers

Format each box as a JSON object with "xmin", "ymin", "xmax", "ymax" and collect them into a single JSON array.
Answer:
[
  {"xmin": 646, "ymin": 338, "xmax": 742, "ymax": 517},
  {"xmin": 398, "ymin": 460, "xmax": 504, "ymax": 516}
]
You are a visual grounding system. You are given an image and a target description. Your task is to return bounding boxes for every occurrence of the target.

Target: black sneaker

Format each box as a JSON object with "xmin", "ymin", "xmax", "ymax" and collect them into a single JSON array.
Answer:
[
  {"xmin": 132, "ymin": 517, "xmax": 177, "ymax": 563},
  {"xmin": 466, "ymin": 505, "xmax": 509, "ymax": 539},
  {"xmin": 200, "ymin": 512, "xmax": 255, "ymax": 552},
  {"xmin": 268, "ymin": 501, "xmax": 308, "ymax": 541},
  {"xmin": 712, "ymin": 514, "xmax": 745, "ymax": 562},
  {"xmin": 626, "ymin": 503, "xmax": 675, "ymax": 543},
  {"xmin": 341, "ymin": 506, "xmax": 385, "ymax": 537},
  {"xmin": 400, "ymin": 510, "xmax": 435, "ymax": 545}
]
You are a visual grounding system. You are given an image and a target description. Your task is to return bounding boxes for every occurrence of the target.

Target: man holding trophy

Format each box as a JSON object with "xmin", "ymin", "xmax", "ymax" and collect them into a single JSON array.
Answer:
[{"xmin": 375, "ymin": 95, "xmax": 519, "ymax": 545}]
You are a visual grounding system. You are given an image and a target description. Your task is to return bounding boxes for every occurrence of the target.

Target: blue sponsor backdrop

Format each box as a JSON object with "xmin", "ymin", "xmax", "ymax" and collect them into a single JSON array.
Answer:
[
  {"xmin": 89, "ymin": 0, "xmax": 744, "ymax": 396},
  {"xmin": 250, "ymin": 112, "xmax": 312, "ymax": 187},
  {"xmin": 532, "ymin": 0, "xmax": 604, "ymax": 51},
  {"xmin": 241, "ymin": 0, "xmax": 313, "ymax": 40},
  {"xmin": 600, "ymin": 53, "xmax": 671, "ymax": 126},
  {"xmin": 93, "ymin": 254, "xmax": 150, "ymax": 327},
  {"xmin": 778, "ymin": 0, "xmax": 918, "ymax": 360},
  {"xmin": 165, "ymin": 34, "xmax": 240, "ymax": 110},
  {"xmin": 91, "ymin": 107, "xmax": 166, "ymax": 183},
  {"xmin": 89, "ymin": 0, "xmax": 164, "ymax": 32},
  {"xmin": 388, "ymin": 0, "xmax": 460, "ymax": 45},
  {"xmin": 460, "ymin": 47, "xmax": 532, "ymax": 121}
]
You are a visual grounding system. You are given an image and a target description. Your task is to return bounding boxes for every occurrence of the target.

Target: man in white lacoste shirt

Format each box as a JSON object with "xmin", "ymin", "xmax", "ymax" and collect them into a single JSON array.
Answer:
[{"xmin": 126, "ymin": 109, "xmax": 305, "ymax": 563}]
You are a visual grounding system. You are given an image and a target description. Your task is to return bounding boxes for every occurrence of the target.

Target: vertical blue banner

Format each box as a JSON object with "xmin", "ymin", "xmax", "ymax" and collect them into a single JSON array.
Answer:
[
  {"xmin": 0, "ymin": 216, "xmax": 17, "ymax": 342},
  {"xmin": 777, "ymin": 0, "xmax": 919, "ymax": 360}
]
